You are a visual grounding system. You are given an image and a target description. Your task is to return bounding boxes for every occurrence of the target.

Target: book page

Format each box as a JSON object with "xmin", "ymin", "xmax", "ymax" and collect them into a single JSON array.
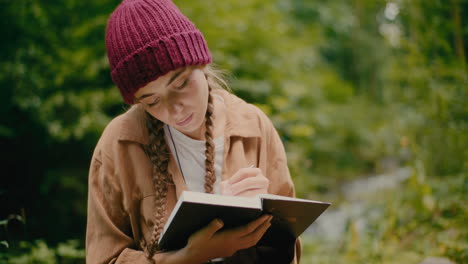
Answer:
[
  {"xmin": 183, "ymin": 191, "xmax": 262, "ymax": 208},
  {"xmin": 258, "ymin": 193, "xmax": 329, "ymax": 204}
]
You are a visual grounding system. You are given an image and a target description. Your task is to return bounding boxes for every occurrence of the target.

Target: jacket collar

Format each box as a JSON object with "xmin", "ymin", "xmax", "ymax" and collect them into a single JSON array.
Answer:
[{"xmin": 118, "ymin": 89, "xmax": 262, "ymax": 144}]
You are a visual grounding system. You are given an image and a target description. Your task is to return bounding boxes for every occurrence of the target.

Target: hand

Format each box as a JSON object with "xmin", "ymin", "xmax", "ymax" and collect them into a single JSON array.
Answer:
[
  {"xmin": 220, "ymin": 167, "xmax": 269, "ymax": 197},
  {"xmin": 183, "ymin": 215, "xmax": 273, "ymax": 263}
]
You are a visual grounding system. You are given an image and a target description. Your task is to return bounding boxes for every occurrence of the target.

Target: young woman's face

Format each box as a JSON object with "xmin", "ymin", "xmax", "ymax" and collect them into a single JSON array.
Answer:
[{"xmin": 134, "ymin": 65, "xmax": 209, "ymax": 140}]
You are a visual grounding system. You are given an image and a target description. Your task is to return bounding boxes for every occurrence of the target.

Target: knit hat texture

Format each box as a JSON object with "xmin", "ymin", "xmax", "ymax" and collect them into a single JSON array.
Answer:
[{"xmin": 106, "ymin": 0, "xmax": 212, "ymax": 104}]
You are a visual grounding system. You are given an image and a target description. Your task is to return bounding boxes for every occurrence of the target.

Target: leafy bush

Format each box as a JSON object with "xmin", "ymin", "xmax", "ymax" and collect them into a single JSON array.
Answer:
[
  {"xmin": 302, "ymin": 170, "xmax": 468, "ymax": 264},
  {"xmin": 1, "ymin": 0, "xmax": 466, "ymax": 260},
  {"xmin": 2, "ymin": 240, "xmax": 84, "ymax": 264}
]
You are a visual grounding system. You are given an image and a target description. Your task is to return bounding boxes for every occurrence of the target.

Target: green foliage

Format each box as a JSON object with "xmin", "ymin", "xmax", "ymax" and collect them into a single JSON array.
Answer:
[
  {"xmin": 1, "ymin": 0, "xmax": 124, "ymax": 142},
  {"xmin": 3, "ymin": 240, "xmax": 84, "ymax": 264},
  {"xmin": 384, "ymin": 0, "xmax": 468, "ymax": 177},
  {"xmin": 1, "ymin": 0, "xmax": 466, "ymax": 261},
  {"xmin": 302, "ymin": 171, "xmax": 468, "ymax": 264}
]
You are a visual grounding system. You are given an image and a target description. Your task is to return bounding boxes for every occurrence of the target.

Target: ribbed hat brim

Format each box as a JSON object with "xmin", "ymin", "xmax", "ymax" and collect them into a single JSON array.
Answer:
[{"xmin": 111, "ymin": 30, "xmax": 211, "ymax": 104}]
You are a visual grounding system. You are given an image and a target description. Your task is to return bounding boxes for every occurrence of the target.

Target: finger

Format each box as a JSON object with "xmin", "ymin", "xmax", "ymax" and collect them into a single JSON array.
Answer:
[
  {"xmin": 199, "ymin": 218, "xmax": 224, "ymax": 239},
  {"xmin": 230, "ymin": 176, "xmax": 269, "ymax": 196},
  {"xmin": 239, "ymin": 215, "xmax": 272, "ymax": 248},
  {"xmin": 244, "ymin": 215, "xmax": 272, "ymax": 240},
  {"xmin": 234, "ymin": 214, "xmax": 270, "ymax": 237},
  {"xmin": 234, "ymin": 188, "xmax": 268, "ymax": 198},
  {"xmin": 228, "ymin": 168, "xmax": 262, "ymax": 185},
  {"xmin": 219, "ymin": 180, "xmax": 233, "ymax": 195}
]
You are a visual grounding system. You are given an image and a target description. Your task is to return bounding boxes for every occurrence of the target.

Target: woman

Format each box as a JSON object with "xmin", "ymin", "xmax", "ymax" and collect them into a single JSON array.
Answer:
[{"xmin": 86, "ymin": 0, "xmax": 300, "ymax": 263}]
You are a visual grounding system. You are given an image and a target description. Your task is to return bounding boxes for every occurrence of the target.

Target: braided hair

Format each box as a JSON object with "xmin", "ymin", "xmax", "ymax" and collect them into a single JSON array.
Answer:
[{"xmin": 143, "ymin": 65, "xmax": 227, "ymax": 261}]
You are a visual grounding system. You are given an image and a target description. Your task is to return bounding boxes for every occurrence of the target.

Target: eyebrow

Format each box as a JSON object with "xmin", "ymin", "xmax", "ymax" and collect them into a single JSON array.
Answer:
[
  {"xmin": 135, "ymin": 68, "xmax": 187, "ymax": 101},
  {"xmin": 166, "ymin": 67, "xmax": 186, "ymax": 87}
]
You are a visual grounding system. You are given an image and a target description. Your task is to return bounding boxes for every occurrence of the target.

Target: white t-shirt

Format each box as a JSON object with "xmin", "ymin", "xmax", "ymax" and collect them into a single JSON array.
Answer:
[{"xmin": 164, "ymin": 125, "xmax": 224, "ymax": 194}]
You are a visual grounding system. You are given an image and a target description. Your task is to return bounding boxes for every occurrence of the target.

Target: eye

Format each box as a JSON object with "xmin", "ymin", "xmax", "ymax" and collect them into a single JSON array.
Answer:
[
  {"xmin": 174, "ymin": 70, "xmax": 192, "ymax": 90},
  {"xmin": 141, "ymin": 95, "xmax": 160, "ymax": 107},
  {"xmin": 174, "ymin": 78, "xmax": 188, "ymax": 90},
  {"xmin": 148, "ymin": 97, "xmax": 160, "ymax": 107}
]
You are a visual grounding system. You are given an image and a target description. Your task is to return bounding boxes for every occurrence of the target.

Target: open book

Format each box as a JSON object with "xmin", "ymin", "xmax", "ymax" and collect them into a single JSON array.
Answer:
[{"xmin": 158, "ymin": 191, "xmax": 330, "ymax": 251}]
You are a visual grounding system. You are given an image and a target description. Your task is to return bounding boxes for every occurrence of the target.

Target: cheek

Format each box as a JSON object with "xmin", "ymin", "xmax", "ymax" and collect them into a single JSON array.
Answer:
[
  {"xmin": 196, "ymin": 85, "xmax": 209, "ymax": 113},
  {"xmin": 185, "ymin": 78, "xmax": 209, "ymax": 106},
  {"xmin": 194, "ymin": 78, "xmax": 209, "ymax": 100}
]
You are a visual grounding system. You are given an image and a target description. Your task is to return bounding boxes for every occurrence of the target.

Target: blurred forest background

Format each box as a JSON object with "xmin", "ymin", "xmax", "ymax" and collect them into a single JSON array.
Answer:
[{"xmin": 1, "ymin": 0, "xmax": 467, "ymax": 263}]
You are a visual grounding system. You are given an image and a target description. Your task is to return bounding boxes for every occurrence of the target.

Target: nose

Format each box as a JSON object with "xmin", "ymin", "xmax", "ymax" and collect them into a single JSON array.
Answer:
[{"xmin": 166, "ymin": 96, "xmax": 184, "ymax": 116}]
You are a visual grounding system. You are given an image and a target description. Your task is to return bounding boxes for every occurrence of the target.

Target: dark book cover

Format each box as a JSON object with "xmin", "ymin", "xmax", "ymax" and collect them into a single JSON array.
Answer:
[
  {"xmin": 158, "ymin": 192, "xmax": 330, "ymax": 252},
  {"xmin": 158, "ymin": 202, "xmax": 263, "ymax": 251},
  {"xmin": 259, "ymin": 196, "xmax": 331, "ymax": 247}
]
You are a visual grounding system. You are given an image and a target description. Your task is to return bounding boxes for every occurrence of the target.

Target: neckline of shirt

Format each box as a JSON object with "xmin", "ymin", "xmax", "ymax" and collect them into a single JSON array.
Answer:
[{"xmin": 164, "ymin": 124, "xmax": 224, "ymax": 149}]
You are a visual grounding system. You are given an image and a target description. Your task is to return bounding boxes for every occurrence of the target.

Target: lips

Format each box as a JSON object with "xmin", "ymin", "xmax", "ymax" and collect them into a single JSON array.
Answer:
[{"xmin": 176, "ymin": 113, "xmax": 193, "ymax": 126}]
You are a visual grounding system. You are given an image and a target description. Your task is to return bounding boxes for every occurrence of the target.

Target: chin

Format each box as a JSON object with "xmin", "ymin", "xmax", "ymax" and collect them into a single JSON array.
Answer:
[{"xmin": 179, "ymin": 115, "xmax": 205, "ymax": 136}]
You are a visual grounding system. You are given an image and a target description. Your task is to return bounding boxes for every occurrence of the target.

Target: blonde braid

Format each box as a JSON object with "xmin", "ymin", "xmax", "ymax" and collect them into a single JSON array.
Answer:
[
  {"xmin": 204, "ymin": 87, "xmax": 216, "ymax": 193},
  {"xmin": 143, "ymin": 70, "xmax": 222, "ymax": 260},
  {"xmin": 144, "ymin": 113, "xmax": 172, "ymax": 261}
]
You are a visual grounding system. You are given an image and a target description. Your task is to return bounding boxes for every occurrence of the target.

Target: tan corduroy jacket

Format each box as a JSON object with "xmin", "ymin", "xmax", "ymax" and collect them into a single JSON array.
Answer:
[{"xmin": 86, "ymin": 90, "xmax": 301, "ymax": 264}]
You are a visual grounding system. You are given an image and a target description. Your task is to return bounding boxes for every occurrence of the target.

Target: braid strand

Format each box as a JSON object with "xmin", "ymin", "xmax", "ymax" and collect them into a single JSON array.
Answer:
[
  {"xmin": 144, "ymin": 113, "xmax": 171, "ymax": 261},
  {"xmin": 143, "ymin": 84, "xmax": 217, "ymax": 261},
  {"xmin": 204, "ymin": 87, "xmax": 216, "ymax": 193}
]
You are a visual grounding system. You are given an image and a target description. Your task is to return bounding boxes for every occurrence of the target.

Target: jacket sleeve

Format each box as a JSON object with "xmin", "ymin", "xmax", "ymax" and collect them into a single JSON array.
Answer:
[
  {"xmin": 259, "ymin": 110, "xmax": 302, "ymax": 264},
  {"xmin": 86, "ymin": 148, "xmax": 154, "ymax": 264},
  {"xmin": 264, "ymin": 118, "xmax": 295, "ymax": 197}
]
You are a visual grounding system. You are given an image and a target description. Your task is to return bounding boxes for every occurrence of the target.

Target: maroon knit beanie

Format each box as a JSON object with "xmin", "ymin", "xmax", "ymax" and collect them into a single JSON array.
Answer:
[{"xmin": 106, "ymin": 0, "xmax": 212, "ymax": 104}]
